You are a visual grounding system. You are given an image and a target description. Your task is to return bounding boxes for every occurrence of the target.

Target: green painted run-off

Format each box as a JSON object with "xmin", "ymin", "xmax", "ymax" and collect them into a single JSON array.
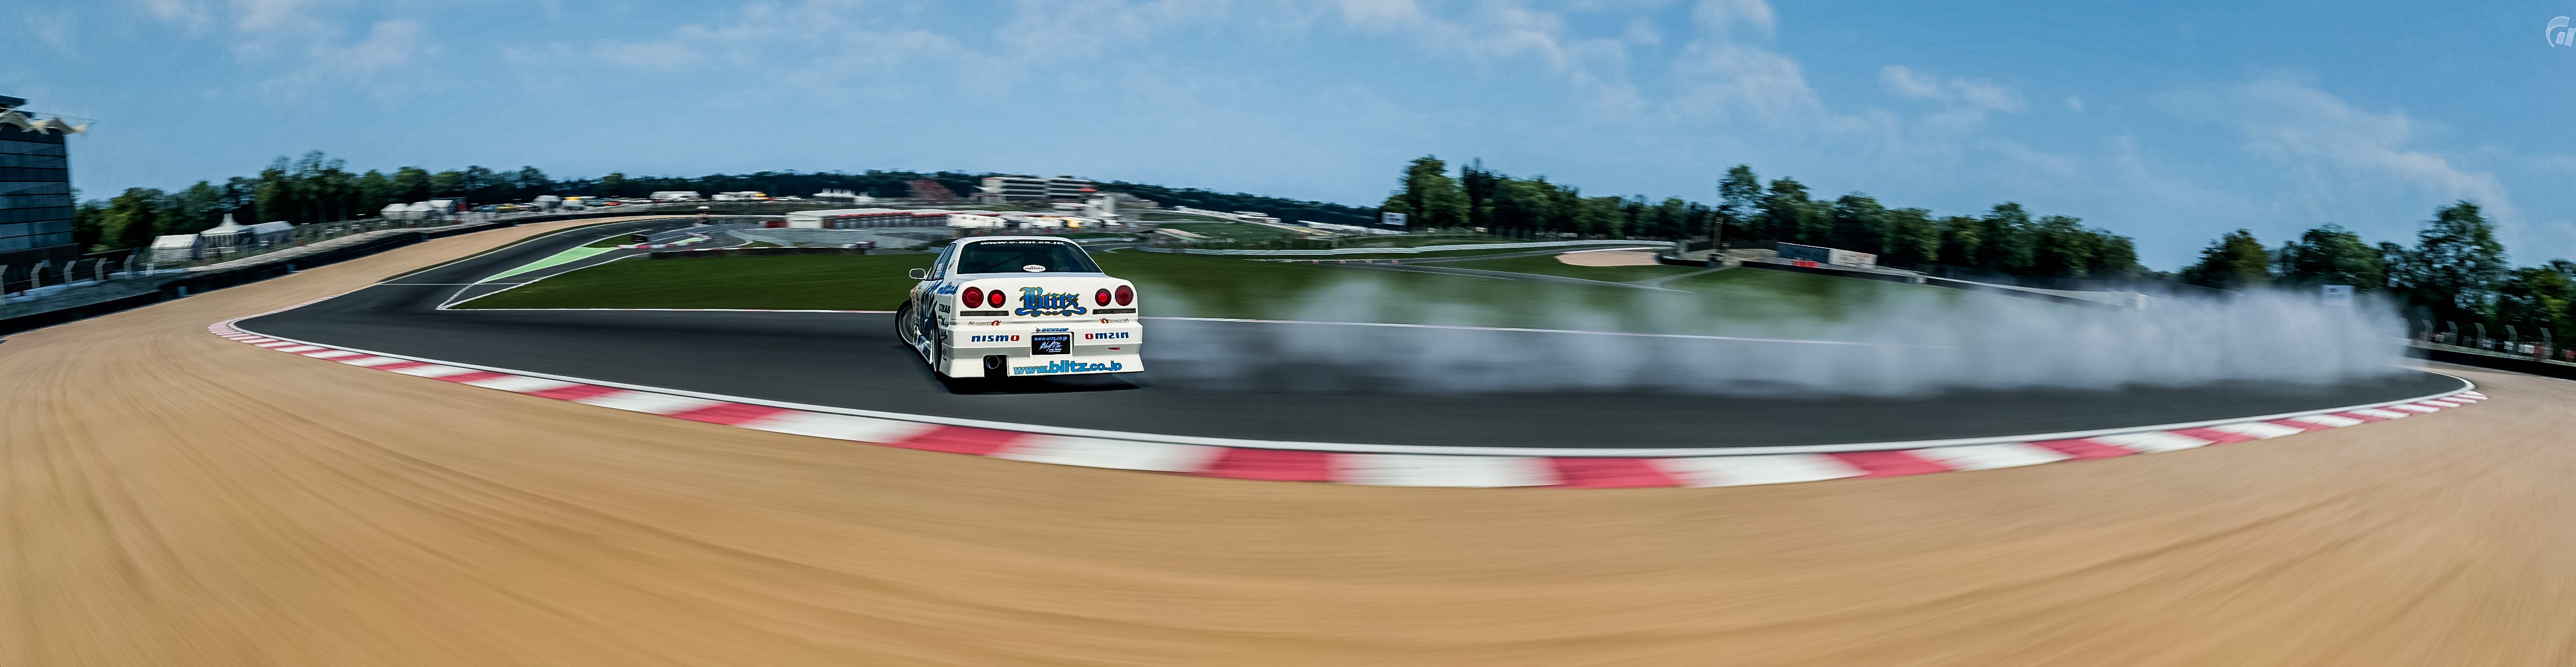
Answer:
[{"xmin": 482, "ymin": 246, "xmax": 614, "ymax": 282}]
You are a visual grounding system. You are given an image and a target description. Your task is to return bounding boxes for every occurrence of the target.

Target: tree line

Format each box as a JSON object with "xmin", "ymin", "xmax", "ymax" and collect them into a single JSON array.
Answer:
[
  {"xmin": 2178, "ymin": 202, "xmax": 2568, "ymax": 344},
  {"xmin": 72, "ymin": 151, "xmax": 561, "ymax": 253},
  {"xmin": 69, "ymin": 151, "xmax": 1378, "ymax": 253},
  {"xmin": 1375, "ymin": 156, "xmax": 2141, "ymax": 279}
]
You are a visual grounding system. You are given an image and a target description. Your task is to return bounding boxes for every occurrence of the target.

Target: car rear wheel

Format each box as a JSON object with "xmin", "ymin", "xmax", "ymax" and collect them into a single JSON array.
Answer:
[{"xmin": 895, "ymin": 302, "xmax": 925, "ymax": 349}]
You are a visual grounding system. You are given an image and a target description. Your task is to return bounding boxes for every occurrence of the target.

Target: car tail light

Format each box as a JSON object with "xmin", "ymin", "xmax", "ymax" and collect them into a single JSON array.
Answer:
[
  {"xmin": 961, "ymin": 287, "xmax": 982, "ymax": 307},
  {"xmin": 988, "ymin": 289, "xmax": 1006, "ymax": 308},
  {"xmin": 1094, "ymin": 289, "xmax": 1112, "ymax": 306},
  {"xmin": 1114, "ymin": 285, "xmax": 1133, "ymax": 306}
]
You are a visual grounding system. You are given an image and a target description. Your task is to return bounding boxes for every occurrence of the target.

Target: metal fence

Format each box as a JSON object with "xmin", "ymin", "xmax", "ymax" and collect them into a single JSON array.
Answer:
[
  {"xmin": 0, "ymin": 252, "xmax": 154, "ymax": 298},
  {"xmin": 2414, "ymin": 321, "xmax": 2573, "ymax": 364},
  {"xmin": 0, "ymin": 201, "xmax": 736, "ymax": 298}
]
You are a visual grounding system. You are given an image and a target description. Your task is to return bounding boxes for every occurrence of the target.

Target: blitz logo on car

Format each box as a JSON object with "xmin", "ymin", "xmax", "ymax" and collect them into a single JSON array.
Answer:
[
  {"xmin": 1084, "ymin": 332, "xmax": 1131, "ymax": 340},
  {"xmin": 1012, "ymin": 360, "xmax": 1125, "ymax": 375},
  {"xmin": 1015, "ymin": 287, "xmax": 1088, "ymax": 317},
  {"xmin": 969, "ymin": 335, "xmax": 1020, "ymax": 342}
]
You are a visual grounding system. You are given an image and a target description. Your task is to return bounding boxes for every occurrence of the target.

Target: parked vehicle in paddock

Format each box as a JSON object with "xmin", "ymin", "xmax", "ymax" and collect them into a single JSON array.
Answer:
[{"xmin": 896, "ymin": 237, "xmax": 1143, "ymax": 380}]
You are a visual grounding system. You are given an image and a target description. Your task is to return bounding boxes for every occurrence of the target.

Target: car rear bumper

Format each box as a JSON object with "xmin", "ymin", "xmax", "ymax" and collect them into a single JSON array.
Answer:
[{"xmin": 938, "ymin": 321, "xmax": 1143, "ymax": 377}]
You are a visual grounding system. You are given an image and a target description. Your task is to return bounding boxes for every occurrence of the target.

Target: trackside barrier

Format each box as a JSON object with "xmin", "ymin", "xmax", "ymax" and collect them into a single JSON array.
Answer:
[
  {"xmin": 2415, "ymin": 344, "xmax": 2576, "ymax": 381},
  {"xmin": 1146, "ymin": 239, "xmax": 1675, "ymax": 257},
  {"xmin": 0, "ymin": 216, "xmax": 686, "ymax": 337},
  {"xmin": 648, "ymin": 247, "xmax": 873, "ymax": 259}
]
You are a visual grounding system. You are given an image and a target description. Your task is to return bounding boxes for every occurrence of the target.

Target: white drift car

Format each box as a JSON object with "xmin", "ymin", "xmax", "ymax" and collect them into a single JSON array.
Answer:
[{"xmin": 897, "ymin": 237, "xmax": 1144, "ymax": 380}]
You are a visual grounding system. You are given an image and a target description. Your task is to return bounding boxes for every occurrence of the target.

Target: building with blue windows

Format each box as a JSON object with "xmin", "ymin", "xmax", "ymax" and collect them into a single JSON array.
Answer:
[{"xmin": 0, "ymin": 94, "xmax": 83, "ymax": 270}]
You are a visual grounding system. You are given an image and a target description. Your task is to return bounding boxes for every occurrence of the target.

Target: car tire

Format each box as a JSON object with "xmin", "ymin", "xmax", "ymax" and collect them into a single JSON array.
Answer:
[{"xmin": 895, "ymin": 302, "xmax": 922, "ymax": 348}]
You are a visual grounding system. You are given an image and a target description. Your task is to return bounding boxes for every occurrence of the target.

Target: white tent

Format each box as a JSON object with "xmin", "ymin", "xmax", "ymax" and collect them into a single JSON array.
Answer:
[
  {"xmin": 245, "ymin": 221, "xmax": 294, "ymax": 246},
  {"xmin": 197, "ymin": 214, "xmax": 247, "ymax": 237},
  {"xmin": 148, "ymin": 234, "xmax": 201, "ymax": 263},
  {"xmin": 186, "ymin": 214, "xmax": 249, "ymax": 254},
  {"xmin": 945, "ymin": 214, "xmax": 1007, "ymax": 229},
  {"xmin": 383, "ymin": 202, "xmax": 435, "ymax": 220}
]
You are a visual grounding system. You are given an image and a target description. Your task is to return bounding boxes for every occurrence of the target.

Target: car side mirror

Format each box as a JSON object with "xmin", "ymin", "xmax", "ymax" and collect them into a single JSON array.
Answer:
[{"xmin": 908, "ymin": 268, "xmax": 928, "ymax": 280}]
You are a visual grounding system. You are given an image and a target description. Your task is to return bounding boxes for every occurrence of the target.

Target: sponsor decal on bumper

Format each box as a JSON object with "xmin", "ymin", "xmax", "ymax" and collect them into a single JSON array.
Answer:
[{"xmin": 1012, "ymin": 359, "xmax": 1126, "ymax": 375}]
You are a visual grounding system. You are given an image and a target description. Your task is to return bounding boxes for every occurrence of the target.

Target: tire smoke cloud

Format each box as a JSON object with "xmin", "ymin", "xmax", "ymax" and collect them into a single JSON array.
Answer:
[{"xmin": 1142, "ymin": 280, "xmax": 2409, "ymax": 396}]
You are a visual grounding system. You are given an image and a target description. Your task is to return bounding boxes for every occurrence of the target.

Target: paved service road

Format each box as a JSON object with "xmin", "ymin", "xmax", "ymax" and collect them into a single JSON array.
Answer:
[{"xmin": 242, "ymin": 221, "xmax": 2464, "ymax": 449}]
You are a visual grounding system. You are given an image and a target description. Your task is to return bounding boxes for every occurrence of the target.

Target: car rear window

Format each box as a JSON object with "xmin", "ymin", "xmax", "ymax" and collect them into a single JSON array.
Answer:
[{"xmin": 954, "ymin": 240, "xmax": 1100, "ymax": 274}]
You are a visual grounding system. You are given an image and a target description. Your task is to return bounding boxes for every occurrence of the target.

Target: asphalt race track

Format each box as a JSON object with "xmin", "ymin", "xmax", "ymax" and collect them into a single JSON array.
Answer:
[
  {"xmin": 19, "ymin": 218, "xmax": 2576, "ymax": 665},
  {"xmin": 243, "ymin": 220, "xmax": 2466, "ymax": 449}
]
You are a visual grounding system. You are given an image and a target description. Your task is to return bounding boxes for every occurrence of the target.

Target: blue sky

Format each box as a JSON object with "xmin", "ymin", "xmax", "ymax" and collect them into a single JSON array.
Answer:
[{"xmin": 6, "ymin": 0, "xmax": 2574, "ymax": 269}]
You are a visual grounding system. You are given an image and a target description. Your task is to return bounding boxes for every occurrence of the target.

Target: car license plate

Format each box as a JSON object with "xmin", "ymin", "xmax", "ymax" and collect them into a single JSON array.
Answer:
[{"xmin": 1032, "ymin": 334, "xmax": 1071, "ymax": 355}]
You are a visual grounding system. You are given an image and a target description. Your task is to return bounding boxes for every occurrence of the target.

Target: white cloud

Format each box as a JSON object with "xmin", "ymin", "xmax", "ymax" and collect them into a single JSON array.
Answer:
[
  {"xmin": 1880, "ymin": 65, "xmax": 2023, "ymax": 114},
  {"xmin": 2211, "ymin": 77, "xmax": 2514, "ymax": 222},
  {"xmin": 260, "ymin": 19, "xmax": 434, "ymax": 96},
  {"xmin": 2064, "ymin": 95, "xmax": 2084, "ymax": 112},
  {"xmin": 997, "ymin": 0, "xmax": 1227, "ymax": 59},
  {"xmin": 1692, "ymin": 0, "xmax": 1776, "ymax": 38},
  {"xmin": 1670, "ymin": 40, "xmax": 1825, "ymax": 127},
  {"xmin": 138, "ymin": 0, "xmax": 212, "ymax": 30},
  {"xmin": 133, "ymin": 0, "xmax": 440, "ymax": 96},
  {"xmin": 1332, "ymin": 0, "xmax": 1638, "ymax": 99},
  {"xmin": 575, "ymin": 0, "xmax": 1231, "ymax": 83},
  {"xmin": 235, "ymin": 0, "xmax": 330, "ymax": 33},
  {"xmin": 29, "ymin": 9, "xmax": 78, "ymax": 52},
  {"xmin": 565, "ymin": 0, "xmax": 1052, "ymax": 103},
  {"xmin": 1659, "ymin": 0, "xmax": 1843, "ymax": 131},
  {"xmin": 1621, "ymin": 17, "xmax": 1661, "ymax": 46},
  {"xmin": 1335, "ymin": 0, "xmax": 1427, "ymax": 25},
  {"xmin": 328, "ymin": 19, "xmax": 426, "ymax": 78},
  {"xmin": 1853, "ymin": 65, "xmax": 2043, "ymax": 172}
]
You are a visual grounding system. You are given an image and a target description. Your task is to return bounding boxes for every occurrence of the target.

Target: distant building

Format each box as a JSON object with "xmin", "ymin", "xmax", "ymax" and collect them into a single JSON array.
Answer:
[
  {"xmin": 946, "ymin": 214, "xmax": 1008, "ymax": 229},
  {"xmin": 786, "ymin": 207, "xmax": 939, "ymax": 228},
  {"xmin": 0, "ymin": 94, "xmax": 84, "ymax": 270},
  {"xmin": 1045, "ymin": 176, "xmax": 1097, "ymax": 199},
  {"xmin": 1775, "ymin": 242, "xmax": 1878, "ymax": 268},
  {"xmin": 814, "ymin": 189, "xmax": 870, "ymax": 203},
  {"xmin": 977, "ymin": 174, "xmax": 1099, "ymax": 204},
  {"xmin": 978, "ymin": 175, "xmax": 1049, "ymax": 202}
]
